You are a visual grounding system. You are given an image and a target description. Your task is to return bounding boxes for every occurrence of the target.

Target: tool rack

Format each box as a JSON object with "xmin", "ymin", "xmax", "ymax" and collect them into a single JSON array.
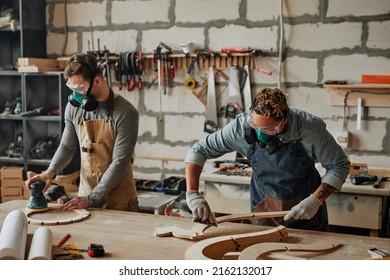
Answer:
[{"xmin": 58, "ymin": 50, "xmax": 259, "ymax": 72}]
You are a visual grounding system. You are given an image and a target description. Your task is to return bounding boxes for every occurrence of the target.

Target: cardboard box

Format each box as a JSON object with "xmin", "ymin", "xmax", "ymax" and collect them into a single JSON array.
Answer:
[
  {"xmin": 1, "ymin": 178, "xmax": 24, "ymax": 188},
  {"xmin": 350, "ymin": 163, "xmax": 368, "ymax": 176},
  {"xmin": 1, "ymin": 187, "xmax": 23, "ymax": 196},
  {"xmin": 1, "ymin": 195, "xmax": 25, "ymax": 202},
  {"xmin": 0, "ymin": 166, "xmax": 24, "ymax": 180}
]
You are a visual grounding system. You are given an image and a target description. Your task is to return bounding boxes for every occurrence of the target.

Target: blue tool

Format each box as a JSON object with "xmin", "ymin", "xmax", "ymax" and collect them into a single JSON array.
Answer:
[
  {"xmin": 26, "ymin": 181, "xmax": 48, "ymax": 211},
  {"xmin": 27, "ymin": 181, "xmax": 69, "ymax": 211}
]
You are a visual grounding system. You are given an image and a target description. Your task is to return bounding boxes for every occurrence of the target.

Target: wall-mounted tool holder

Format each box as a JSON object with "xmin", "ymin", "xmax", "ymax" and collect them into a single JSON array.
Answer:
[
  {"xmin": 324, "ymin": 84, "xmax": 390, "ymax": 107},
  {"xmin": 143, "ymin": 52, "xmax": 257, "ymax": 71},
  {"xmin": 58, "ymin": 49, "xmax": 259, "ymax": 72}
]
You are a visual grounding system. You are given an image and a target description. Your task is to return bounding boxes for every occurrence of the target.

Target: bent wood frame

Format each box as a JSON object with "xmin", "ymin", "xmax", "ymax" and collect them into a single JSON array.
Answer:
[
  {"xmin": 155, "ymin": 211, "xmax": 289, "ymax": 240},
  {"xmin": 238, "ymin": 242, "xmax": 343, "ymax": 260},
  {"xmin": 185, "ymin": 225, "xmax": 288, "ymax": 260},
  {"xmin": 25, "ymin": 205, "xmax": 90, "ymax": 225}
]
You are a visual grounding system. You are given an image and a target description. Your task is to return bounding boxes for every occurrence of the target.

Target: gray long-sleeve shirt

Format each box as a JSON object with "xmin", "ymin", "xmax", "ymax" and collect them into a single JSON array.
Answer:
[
  {"xmin": 185, "ymin": 109, "xmax": 350, "ymax": 191},
  {"xmin": 48, "ymin": 95, "xmax": 139, "ymax": 206}
]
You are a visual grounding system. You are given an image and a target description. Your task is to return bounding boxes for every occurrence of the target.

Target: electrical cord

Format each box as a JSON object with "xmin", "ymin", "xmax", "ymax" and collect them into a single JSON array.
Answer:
[
  {"xmin": 278, "ymin": 0, "xmax": 284, "ymax": 89},
  {"xmin": 61, "ymin": 0, "xmax": 68, "ymax": 56}
]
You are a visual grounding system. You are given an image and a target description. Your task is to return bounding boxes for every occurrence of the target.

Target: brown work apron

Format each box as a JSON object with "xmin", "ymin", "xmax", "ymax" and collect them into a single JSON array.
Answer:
[{"xmin": 77, "ymin": 111, "xmax": 138, "ymax": 211}]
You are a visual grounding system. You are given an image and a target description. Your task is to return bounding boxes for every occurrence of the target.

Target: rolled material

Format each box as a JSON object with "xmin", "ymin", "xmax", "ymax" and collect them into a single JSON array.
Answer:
[
  {"xmin": 28, "ymin": 227, "xmax": 53, "ymax": 260},
  {"xmin": 0, "ymin": 210, "xmax": 28, "ymax": 260}
]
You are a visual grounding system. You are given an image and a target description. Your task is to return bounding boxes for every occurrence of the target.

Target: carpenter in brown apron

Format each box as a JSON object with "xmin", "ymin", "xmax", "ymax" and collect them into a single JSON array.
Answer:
[{"xmin": 77, "ymin": 89, "xmax": 138, "ymax": 211}]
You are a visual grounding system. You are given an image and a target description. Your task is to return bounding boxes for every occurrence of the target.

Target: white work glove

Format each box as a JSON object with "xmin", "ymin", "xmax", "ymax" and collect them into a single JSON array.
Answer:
[
  {"xmin": 186, "ymin": 190, "xmax": 217, "ymax": 225},
  {"xmin": 284, "ymin": 194, "xmax": 322, "ymax": 221}
]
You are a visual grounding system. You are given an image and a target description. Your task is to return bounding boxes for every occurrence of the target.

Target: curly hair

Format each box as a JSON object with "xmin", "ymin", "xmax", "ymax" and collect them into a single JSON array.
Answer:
[{"xmin": 251, "ymin": 88, "xmax": 289, "ymax": 120}]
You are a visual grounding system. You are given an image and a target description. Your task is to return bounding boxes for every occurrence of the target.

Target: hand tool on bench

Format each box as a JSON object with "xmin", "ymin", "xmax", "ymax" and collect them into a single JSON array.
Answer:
[
  {"xmin": 373, "ymin": 176, "xmax": 389, "ymax": 188},
  {"xmin": 368, "ymin": 247, "xmax": 390, "ymax": 259}
]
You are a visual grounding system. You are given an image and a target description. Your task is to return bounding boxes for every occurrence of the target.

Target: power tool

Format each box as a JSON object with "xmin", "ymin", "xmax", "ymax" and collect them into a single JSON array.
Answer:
[
  {"xmin": 350, "ymin": 174, "xmax": 377, "ymax": 185},
  {"xmin": 26, "ymin": 181, "xmax": 69, "ymax": 211},
  {"xmin": 27, "ymin": 181, "xmax": 48, "ymax": 211},
  {"xmin": 351, "ymin": 174, "xmax": 389, "ymax": 188}
]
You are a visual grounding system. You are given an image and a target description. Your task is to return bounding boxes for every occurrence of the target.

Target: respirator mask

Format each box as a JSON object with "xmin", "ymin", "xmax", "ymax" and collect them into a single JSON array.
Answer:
[{"xmin": 67, "ymin": 60, "xmax": 99, "ymax": 111}]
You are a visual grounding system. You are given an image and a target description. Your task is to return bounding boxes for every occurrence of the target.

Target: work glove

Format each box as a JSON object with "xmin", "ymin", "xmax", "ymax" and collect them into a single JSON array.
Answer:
[
  {"xmin": 186, "ymin": 190, "xmax": 217, "ymax": 225},
  {"xmin": 284, "ymin": 194, "xmax": 322, "ymax": 221}
]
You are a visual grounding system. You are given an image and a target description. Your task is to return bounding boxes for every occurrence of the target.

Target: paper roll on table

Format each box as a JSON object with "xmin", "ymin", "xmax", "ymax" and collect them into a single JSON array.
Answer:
[
  {"xmin": 28, "ymin": 227, "xmax": 53, "ymax": 260},
  {"xmin": 0, "ymin": 210, "xmax": 28, "ymax": 260}
]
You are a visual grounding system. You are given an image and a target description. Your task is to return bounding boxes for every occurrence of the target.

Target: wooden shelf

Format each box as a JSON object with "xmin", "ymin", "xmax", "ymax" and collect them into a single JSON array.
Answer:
[{"xmin": 324, "ymin": 83, "xmax": 390, "ymax": 107}]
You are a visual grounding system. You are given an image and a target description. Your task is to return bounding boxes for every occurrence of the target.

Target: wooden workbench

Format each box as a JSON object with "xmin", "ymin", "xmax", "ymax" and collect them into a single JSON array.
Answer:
[
  {"xmin": 200, "ymin": 168, "xmax": 390, "ymax": 236},
  {"xmin": 0, "ymin": 200, "xmax": 389, "ymax": 260}
]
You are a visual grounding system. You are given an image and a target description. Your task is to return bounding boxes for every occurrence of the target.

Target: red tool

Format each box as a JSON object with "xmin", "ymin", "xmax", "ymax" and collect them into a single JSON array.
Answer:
[
  {"xmin": 57, "ymin": 233, "xmax": 71, "ymax": 247},
  {"xmin": 138, "ymin": 76, "xmax": 143, "ymax": 90},
  {"xmin": 129, "ymin": 75, "xmax": 136, "ymax": 91},
  {"xmin": 255, "ymin": 67, "xmax": 272, "ymax": 76}
]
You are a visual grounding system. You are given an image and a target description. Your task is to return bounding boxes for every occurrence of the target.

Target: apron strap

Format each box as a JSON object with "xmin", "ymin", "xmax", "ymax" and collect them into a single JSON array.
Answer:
[{"xmin": 105, "ymin": 88, "xmax": 114, "ymax": 122}]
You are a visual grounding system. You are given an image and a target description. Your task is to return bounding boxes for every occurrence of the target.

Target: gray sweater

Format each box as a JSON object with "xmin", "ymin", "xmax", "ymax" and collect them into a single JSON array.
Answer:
[{"xmin": 48, "ymin": 95, "xmax": 139, "ymax": 207}]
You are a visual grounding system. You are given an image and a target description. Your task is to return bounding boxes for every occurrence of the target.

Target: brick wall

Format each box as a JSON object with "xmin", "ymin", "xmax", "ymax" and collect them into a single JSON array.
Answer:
[{"xmin": 45, "ymin": 0, "xmax": 390, "ymax": 178}]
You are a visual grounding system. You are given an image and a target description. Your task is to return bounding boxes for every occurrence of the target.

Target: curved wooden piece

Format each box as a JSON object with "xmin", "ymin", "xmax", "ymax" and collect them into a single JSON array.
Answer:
[
  {"xmin": 185, "ymin": 225, "xmax": 288, "ymax": 260},
  {"xmin": 25, "ymin": 204, "xmax": 89, "ymax": 225},
  {"xmin": 155, "ymin": 211, "xmax": 289, "ymax": 240},
  {"xmin": 239, "ymin": 242, "xmax": 343, "ymax": 260}
]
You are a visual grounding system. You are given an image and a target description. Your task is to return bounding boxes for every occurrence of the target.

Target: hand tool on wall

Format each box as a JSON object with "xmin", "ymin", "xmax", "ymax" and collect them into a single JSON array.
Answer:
[
  {"xmin": 156, "ymin": 46, "xmax": 162, "ymax": 121},
  {"xmin": 102, "ymin": 52, "xmax": 112, "ymax": 88},
  {"xmin": 192, "ymin": 68, "xmax": 228, "ymax": 106},
  {"xmin": 242, "ymin": 65, "xmax": 252, "ymax": 112},
  {"xmin": 220, "ymin": 66, "xmax": 243, "ymax": 119},
  {"xmin": 192, "ymin": 77, "xmax": 208, "ymax": 105},
  {"xmin": 136, "ymin": 52, "xmax": 144, "ymax": 90},
  {"xmin": 204, "ymin": 67, "xmax": 218, "ymax": 134},
  {"xmin": 125, "ymin": 52, "xmax": 132, "ymax": 91},
  {"xmin": 184, "ymin": 57, "xmax": 198, "ymax": 90},
  {"xmin": 155, "ymin": 42, "xmax": 172, "ymax": 122},
  {"xmin": 255, "ymin": 66, "xmax": 273, "ymax": 76},
  {"xmin": 116, "ymin": 53, "xmax": 125, "ymax": 90}
]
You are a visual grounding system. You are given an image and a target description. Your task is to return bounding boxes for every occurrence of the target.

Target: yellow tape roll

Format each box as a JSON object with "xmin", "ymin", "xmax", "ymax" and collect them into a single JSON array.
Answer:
[{"xmin": 184, "ymin": 77, "xmax": 197, "ymax": 90}]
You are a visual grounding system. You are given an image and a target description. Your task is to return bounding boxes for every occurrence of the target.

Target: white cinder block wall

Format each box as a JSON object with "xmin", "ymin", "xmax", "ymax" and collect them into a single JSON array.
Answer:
[{"xmin": 46, "ymin": 0, "xmax": 390, "ymax": 180}]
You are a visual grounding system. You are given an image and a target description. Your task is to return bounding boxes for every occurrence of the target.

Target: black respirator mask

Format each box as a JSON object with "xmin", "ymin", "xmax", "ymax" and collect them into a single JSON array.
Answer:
[{"xmin": 67, "ymin": 60, "xmax": 99, "ymax": 111}]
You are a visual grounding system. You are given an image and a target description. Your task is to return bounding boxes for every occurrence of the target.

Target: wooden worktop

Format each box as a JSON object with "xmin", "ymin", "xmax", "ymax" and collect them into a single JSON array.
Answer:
[{"xmin": 1, "ymin": 200, "xmax": 389, "ymax": 260}]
